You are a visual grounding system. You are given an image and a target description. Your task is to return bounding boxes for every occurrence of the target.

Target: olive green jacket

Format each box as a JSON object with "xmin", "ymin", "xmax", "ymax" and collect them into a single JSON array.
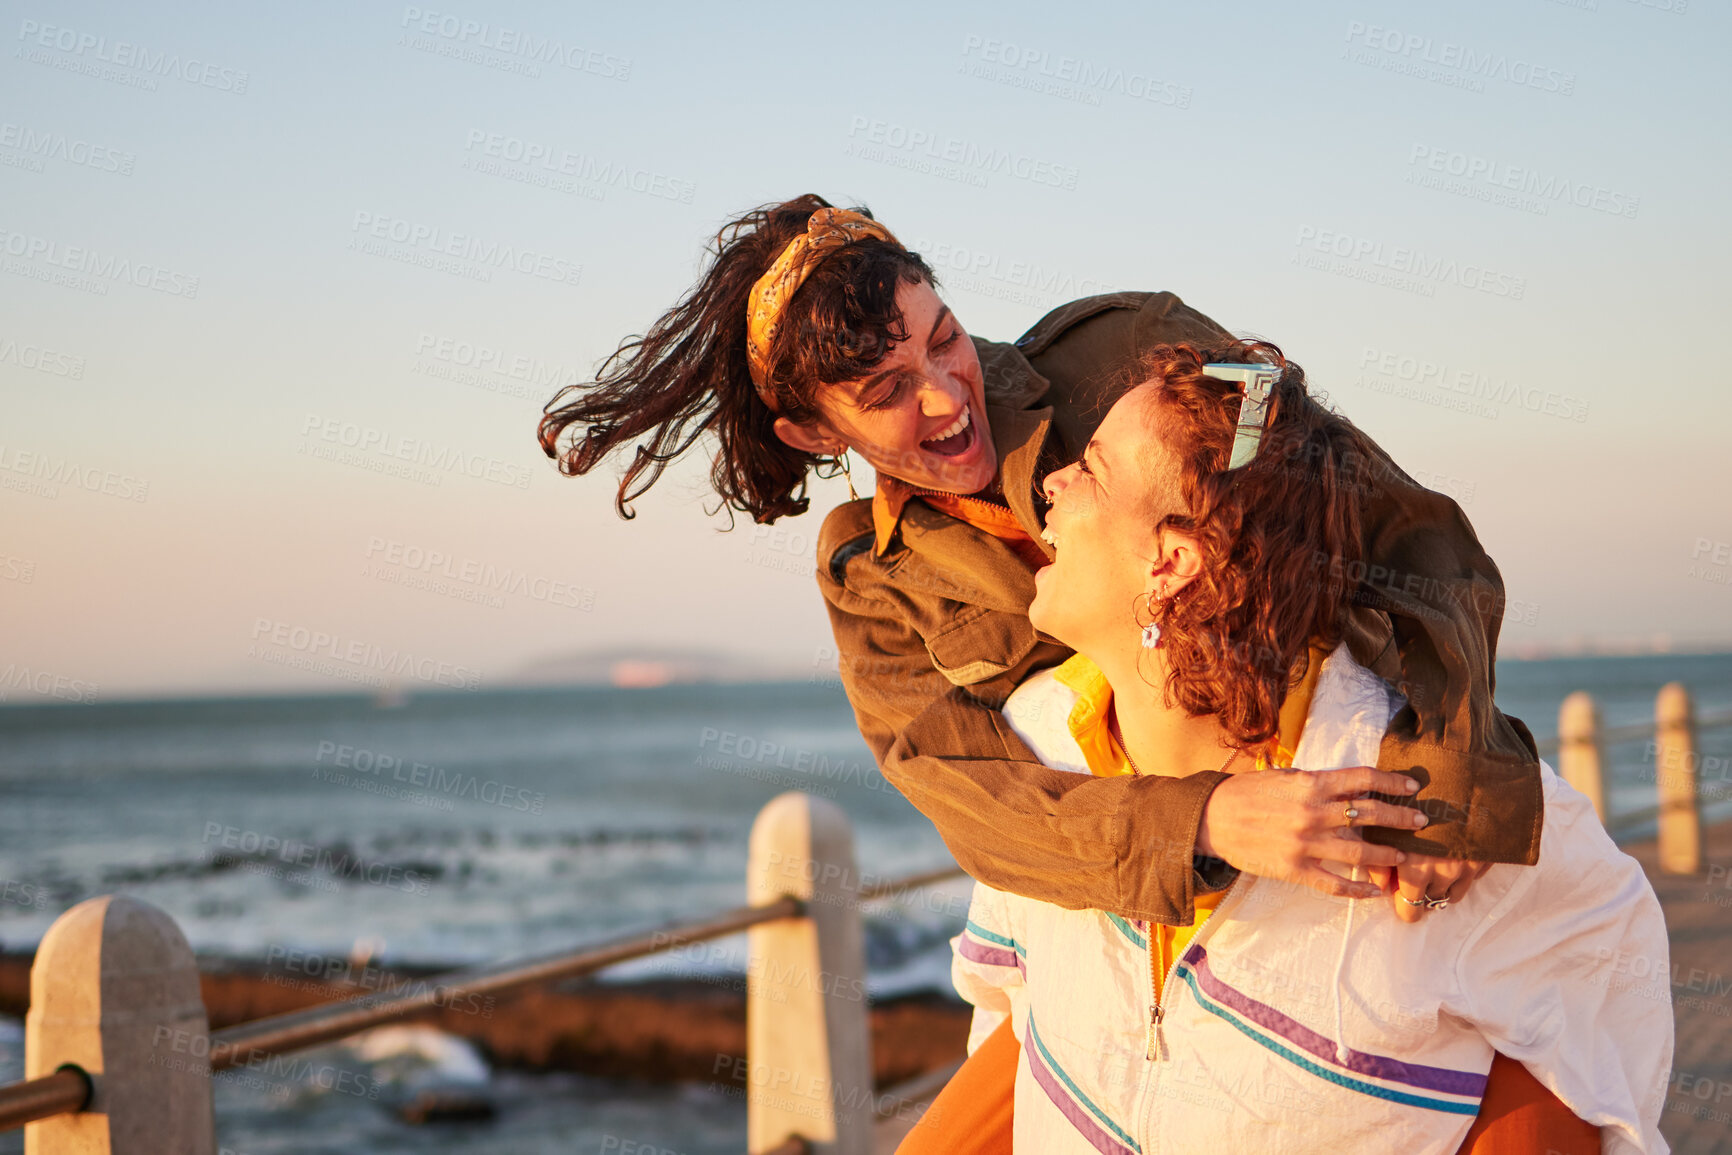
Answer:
[{"xmin": 815, "ymin": 291, "xmax": 1542, "ymax": 924}]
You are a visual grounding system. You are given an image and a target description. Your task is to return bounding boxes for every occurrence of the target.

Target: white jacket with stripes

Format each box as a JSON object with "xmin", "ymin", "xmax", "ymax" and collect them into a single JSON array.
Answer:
[{"xmin": 950, "ymin": 644, "xmax": 1672, "ymax": 1154}]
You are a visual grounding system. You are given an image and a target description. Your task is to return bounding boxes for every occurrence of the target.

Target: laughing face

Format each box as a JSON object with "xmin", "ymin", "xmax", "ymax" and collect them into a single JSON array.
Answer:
[
  {"xmin": 778, "ymin": 278, "xmax": 998, "ymax": 495},
  {"xmin": 1030, "ymin": 383, "xmax": 1197, "ymax": 660}
]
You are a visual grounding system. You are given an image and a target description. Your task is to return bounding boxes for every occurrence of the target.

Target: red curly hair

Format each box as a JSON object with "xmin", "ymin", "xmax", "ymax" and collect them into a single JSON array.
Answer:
[{"xmin": 1136, "ymin": 339, "xmax": 1377, "ymax": 748}]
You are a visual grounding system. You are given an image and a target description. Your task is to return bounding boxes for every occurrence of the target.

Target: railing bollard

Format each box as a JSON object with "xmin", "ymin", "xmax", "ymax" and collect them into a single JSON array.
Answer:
[
  {"xmin": 25, "ymin": 895, "xmax": 215, "ymax": 1154},
  {"xmin": 1558, "ymin": 691, "xmax": 1607, "ymax": 824},
  {"xmin": 1656, "ymin": 682, "xmax": 1702, "ymax": 874},
  {"xmin": 745, "ymin": 792, "xmax": 872, "ymax": 1155}
]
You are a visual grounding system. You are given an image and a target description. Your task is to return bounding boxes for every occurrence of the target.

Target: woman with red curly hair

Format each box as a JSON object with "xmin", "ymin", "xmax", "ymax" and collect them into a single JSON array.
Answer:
[{"xmin": 941, "ymin": 341, "xmax": 1668, "ymax": 1154}]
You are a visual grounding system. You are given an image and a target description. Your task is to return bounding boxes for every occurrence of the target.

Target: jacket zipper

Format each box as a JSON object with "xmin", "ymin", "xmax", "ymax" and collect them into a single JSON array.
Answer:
[
  {"xmin": 1145, "ymin": 878, "xmax": 1237, "ymax": 1061},
  {"xmin": 909, "ymin": 487, "xmax": 1012, "ymax": 510},
  {"xmin": 1145, "ymin": 931, "xmax": 1163, "ymax": 1060}
]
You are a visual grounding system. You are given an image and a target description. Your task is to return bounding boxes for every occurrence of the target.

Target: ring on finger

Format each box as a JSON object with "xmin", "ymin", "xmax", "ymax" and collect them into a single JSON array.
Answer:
[
  {"xmin": 1343, "ymin": 802, "xmax": 1359, "ymax": 827},
  {"xmin": 1399, "ymin": 893, "xmax": 1453, "ymax": 910}
]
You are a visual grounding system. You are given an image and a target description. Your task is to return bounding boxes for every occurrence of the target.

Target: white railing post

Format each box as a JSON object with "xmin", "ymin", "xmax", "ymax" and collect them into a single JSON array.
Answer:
[
  {"xmin": 745, "ymin": 792, "xmax": 873, "ymax": 1155},
  {"xmin": 25, "ymin": 896, "xmax": 215, "ymax": 1155},
  {"xmin": 1558, "ymin": 691, "xmax": 1607, "ymax": 824},
  {"xmin": 1656, "ymin": 682, "xmax": 1702, "ymax": 874}
]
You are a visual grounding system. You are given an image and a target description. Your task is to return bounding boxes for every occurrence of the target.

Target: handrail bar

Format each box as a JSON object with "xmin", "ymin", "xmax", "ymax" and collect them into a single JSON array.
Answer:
[
  {"xmin": 858, "ymin": 865, "xmax": 965, "ymax": 901},
  {"xmin": 208, "ymin": 894, "xmax": 804, "ymax": 1071},
  {"xmin": 1533, "ymin": 708, "xmax": 1732, "ymax": 757},
  {"xmin": 0, "ymin": 1069, "xmax": 89, "ymax": 1133},
  {"xmin": 1606, "ymin": 783, "xmax": 1732, "ymax": 839}
]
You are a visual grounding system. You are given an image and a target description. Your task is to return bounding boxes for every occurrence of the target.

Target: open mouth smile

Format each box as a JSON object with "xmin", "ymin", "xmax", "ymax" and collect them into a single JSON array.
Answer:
[{"xmin": 920, "ymin": 408, "xmax": 976, "ymax": 458}]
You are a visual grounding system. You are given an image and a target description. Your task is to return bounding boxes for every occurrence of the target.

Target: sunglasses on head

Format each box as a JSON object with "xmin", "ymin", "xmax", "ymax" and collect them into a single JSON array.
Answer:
[{"xmin": 1203, "ymin": 363, "xmax": 1281, "ymax": 470}]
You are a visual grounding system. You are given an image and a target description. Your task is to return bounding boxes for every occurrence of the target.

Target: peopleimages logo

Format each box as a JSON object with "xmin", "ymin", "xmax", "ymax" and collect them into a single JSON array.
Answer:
[
  {"xmin": 462, "ymin": 130, "xmax": 695, "ymax": 203},
  {"xmin": 1688, "ymin": 539, "xmax": 1731, "ymax": 588},
  {"xmin": 911, "ymin": 237, "xmax": 1118, "ymax": 307},
  {"xmin": 299, "ymin": 413, "xmax": 534, "ymax": 490},
  {"xmin": 1406, "ymin": 145, "xmax": 1639, "ymax": 220},
  {"xmin": 0, "ymin": 228, "xmax": 200, "ymax": 298},
  {"xmin": 363, "ymin": 535, "xmax": 595, "ymax": 611},
  {"xmin": 398, "ymin": 7, "xmax": 631, "ymax": 80},
  {"xmin": 0, "ymin": 122, "xmax": 135, "ymax": 175},
  {"xmin": 957, "ymin": 34, "xmax": 1192, "ymax": 109},
  {"xmin": 348, "ymin": 211, "xmax": 582, "ymax": 287},
  {"xmin": 1358, "ymin": 346, "xmax": 1589, "ymax": 423},
  {"xmin": 248, "ymin": 617, "xmax": 483, "ymax": 691},
  {"xmin": 314, "ymin": 740, "xmax": 546, "ymax": 814},
  {"xmin": 414, "ymin": 332, "xmax": 579, "ymax": 394},
  {"xmin": 1342, "ymin": 22, "xmax": 1575, "ymax": 94},
  {"xmin": 0, "ymin": 336, "xmax": 85, "ymax": 378},
  {"xmin": 1292, "ymin": 226, "xmax": 1526, "ymax": 300},
  {"xmin": 15, "ymin": 19, "xmax": 251, "ymax": 93},
  {"xmin": 199, "ymin": 823, "xmax": 432, "ymax": 896},
  {"xmin": 845, "ymin": 116, "xmax": 1080, "ymax": 191},
  {"xmin": 0, "ymin": 664, "xmax": 98, "ymax": 704},
  {"xmin": 0, "ymin": 444, "xmax": 150, "ymax": 501}
]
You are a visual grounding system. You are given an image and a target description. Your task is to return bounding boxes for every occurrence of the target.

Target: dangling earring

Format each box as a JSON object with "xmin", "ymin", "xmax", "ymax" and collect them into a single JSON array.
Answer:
[
  {"xmin": 1140, "ymin": 590, "xmax": 1170, "ymax": 649},
  {"xmin": 834, "ymin": 450, "xmax": 858, "ymax": 502}
]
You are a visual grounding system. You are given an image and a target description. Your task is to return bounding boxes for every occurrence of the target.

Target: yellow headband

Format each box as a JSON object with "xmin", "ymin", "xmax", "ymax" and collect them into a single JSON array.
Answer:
[{"xmin": 744, "ymin": 207, "xmax": 901, "ymax": 410}]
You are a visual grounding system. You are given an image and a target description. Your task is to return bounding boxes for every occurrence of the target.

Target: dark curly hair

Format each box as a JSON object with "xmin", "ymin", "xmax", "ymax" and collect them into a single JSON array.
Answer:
[
  {"xmin": 1136, "ymin": 339, "xmax": 1377, "ymax": 748},
  {"xmin": 538, "ymin": 194, "xmax": 934, "ymax": 523}
]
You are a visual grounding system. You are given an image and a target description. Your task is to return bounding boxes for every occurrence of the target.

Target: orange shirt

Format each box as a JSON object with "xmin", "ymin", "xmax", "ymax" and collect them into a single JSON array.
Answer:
[{"xmin": 872, "ymin": 477, "xmax": 1050, "ymax": 571}]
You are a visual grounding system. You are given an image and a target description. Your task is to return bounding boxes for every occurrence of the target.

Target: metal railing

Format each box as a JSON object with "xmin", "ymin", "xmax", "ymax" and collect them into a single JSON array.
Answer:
[{"xmin": 0, "ymin": 1069, "xmax": 89, "ymax": 1132}]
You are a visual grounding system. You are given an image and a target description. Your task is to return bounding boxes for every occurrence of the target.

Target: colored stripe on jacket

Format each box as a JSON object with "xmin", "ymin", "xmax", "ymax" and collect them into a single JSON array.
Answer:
[
  {"xmin": 1024, "ymin": 1014, "xmax": 1141, "ymax": 1155},
  {"xmin": 1176, "ymin": 946, "xmax": 1485, "ymax": 1114},
  {"xmin": 960, "ymin": 920, "xmax": 1026, "ymax": 972}
]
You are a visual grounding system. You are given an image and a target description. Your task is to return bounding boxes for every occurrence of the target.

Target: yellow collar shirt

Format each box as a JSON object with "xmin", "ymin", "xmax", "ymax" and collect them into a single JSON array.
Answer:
[{"xmin": 1047, "ymin": 645, "xmax": 1330, "ymax": 994}]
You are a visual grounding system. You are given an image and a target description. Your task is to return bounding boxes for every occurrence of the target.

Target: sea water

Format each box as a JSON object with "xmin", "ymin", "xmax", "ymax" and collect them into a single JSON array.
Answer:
[{"xmin": 1, "ymin": 653, "xmax": 1727, "ymax": 1153}]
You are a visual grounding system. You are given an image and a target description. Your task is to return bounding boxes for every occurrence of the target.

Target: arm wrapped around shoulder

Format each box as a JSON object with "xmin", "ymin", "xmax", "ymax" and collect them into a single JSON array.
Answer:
[{"xmin": 890, "ymin": 684, "xmax": 1230, "ymax": 925}]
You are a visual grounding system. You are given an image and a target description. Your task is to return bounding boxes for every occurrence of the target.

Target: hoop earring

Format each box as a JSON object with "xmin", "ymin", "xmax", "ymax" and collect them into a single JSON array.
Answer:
[
  {"xmin": 1139, "ymin": 590, "xmax": 1172, "ymax": 649},
  {"xmin": 834, "ymin": 450, "xmax": 858, "ymax": 502}
]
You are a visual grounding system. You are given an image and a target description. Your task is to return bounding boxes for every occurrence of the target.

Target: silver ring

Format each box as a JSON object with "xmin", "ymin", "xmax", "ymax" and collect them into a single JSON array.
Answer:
[{"xmin": 1400, "ymin": 894, "xmax": 1452, "ymax": 910}]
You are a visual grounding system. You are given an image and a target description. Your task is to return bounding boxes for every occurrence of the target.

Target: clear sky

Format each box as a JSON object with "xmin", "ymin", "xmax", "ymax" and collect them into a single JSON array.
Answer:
[{"xmin": 3, "ymin": 0, "xmax": 1728, "ymax": 701}]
